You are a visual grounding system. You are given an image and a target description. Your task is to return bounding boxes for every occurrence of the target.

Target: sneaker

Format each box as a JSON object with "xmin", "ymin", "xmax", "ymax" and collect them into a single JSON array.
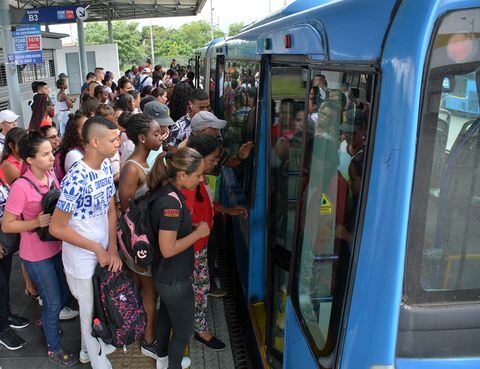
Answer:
[
  {"xmin": 79, "ymin": 344, "xmax": 116, "ymax": 364},
  {"xmin": 59, "ymin": 307, "xmax": 79, "ymax": 321},
  {"xmin": 0, "ymin": 328, "xmax": 26, "ymax": 350},
  {"xmin": 207, "ymin": 288, "xmax": 227, "ymax": 298},
  {"xmin": 141, "ymin": 340, "xmax": 158, "ymax": 360},
  {"xmin": 8, "ymin": 314, "xmax": 30, "ymax": 329},
  {"xmin": 194, "ymin": 333, "xmax": 226, "ymax": 351},
  {"xmin": 47, "ymin": 350, "xmax": 78, "ymax": 367},
  {"xmin": 156, "ymin": 356, "xmax": 191, "ymax": 369}
]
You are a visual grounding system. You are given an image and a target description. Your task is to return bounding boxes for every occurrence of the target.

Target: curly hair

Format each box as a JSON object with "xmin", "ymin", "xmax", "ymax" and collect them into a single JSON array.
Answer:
[
  {"xmin": 168, "ymin": 82, "xmax": 193, "ymax": 122},
  {"xmin": 58, "ymin": 111, "xmax": 86, "ymax": 170}
]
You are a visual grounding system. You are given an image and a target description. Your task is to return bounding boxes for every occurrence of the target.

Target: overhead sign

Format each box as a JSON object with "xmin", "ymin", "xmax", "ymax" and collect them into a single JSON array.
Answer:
[
  {"xmin": 12, "ymin": 6, "xmax": 84, "ymax": 24},
  {"xmin": 9, "ymin": 24, "xmax": 43, "ymax": 65}
]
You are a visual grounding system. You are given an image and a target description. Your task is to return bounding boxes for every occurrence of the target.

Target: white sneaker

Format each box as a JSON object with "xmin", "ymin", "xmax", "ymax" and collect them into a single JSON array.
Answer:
[
  {"xmin": 79, "ymin": 344, "xmax": 116, "ymax": 364},
  {"xmin": 59, "ymin": 307, "xmax": 79, "ymax": 320},
  {"xmin": 156, "ymin": 356, "xmax": 191, "ymax": 369}
]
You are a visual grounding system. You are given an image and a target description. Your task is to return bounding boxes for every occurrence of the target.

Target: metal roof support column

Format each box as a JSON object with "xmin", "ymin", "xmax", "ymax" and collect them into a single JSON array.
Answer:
[
  {"xmin": 107, "ymin": 19, "xmax": 113, "ymax": 44},
  {"xmin": 0, "ymin": 0, "xmax": 24, "ymax": 127},
  {"xmin": 77, "ymin": 18, "xmax": 88, "ymax": 85}
]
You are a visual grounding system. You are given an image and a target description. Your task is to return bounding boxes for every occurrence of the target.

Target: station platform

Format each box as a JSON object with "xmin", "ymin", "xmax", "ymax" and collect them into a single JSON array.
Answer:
[{"xmin": 0, "ymin": 256, "xmax": 238, "ymax": 369}]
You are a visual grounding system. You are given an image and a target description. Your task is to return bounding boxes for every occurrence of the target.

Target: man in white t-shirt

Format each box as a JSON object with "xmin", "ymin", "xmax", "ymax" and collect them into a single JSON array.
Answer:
[
  {"xmin": 0, "ymin": 110, "xmax": 19, "ymax": 153},
  {"xmin": 50, "ymin": 116, "xmax": 121, "ymax": 368},
  {"xmin": 138, "ymin": 68, "xmax": 153, "ymax": 91}
]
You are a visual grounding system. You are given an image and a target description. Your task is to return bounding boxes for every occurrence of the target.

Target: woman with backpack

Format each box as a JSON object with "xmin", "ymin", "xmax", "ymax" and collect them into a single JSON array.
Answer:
[
  {"xmin": 2, "ymin": 131, "xmax": 78, "ymax": 367},
  {"xmin": 118, "ymin": 113, "xmax": 162, "ymax": 358},
  {"xmin": 1, "ymin": 127, "xmax": 26, "ymax": 185},
  {"xmin": 55, "ymin": 111, "xmax": 87, "ymax": 181},
  {"xmin": 148, "ymin": 148, "xmax": 210, "ymax": 369}
]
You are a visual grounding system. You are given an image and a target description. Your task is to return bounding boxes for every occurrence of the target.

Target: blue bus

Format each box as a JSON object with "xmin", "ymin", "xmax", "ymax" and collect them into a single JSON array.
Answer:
[{"xmin": 195, "ymin": 1, "xmax": 480, "ymax": 368}]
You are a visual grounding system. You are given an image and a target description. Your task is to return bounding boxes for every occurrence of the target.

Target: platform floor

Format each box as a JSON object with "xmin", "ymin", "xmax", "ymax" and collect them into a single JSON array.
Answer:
[{"xmin": 0, "ymin": 256, "xmax": 235, "ymax": 369}]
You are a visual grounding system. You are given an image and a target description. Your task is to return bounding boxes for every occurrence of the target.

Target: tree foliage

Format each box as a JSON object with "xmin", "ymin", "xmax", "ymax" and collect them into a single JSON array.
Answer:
[
  {"xmin": 228, "ymin": 22, "xmax": 244, "ymax": 37},
  {"xmin": 85, "ymin": 21, "xmax": 146, "ymax": 68},
  {"xmin": 85, "ymin": 20, "xmax": 226, "ymax": 69}
]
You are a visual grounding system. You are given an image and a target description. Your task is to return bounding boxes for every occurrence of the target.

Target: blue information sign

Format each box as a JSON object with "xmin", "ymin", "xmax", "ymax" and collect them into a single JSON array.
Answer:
[
  {"xmin": 19, "ymin": 6, "xmax": 79, "ymax": 24},
  {"xmin": 9, "ymin": 24, "xmax": 43, "ymax": 65}
]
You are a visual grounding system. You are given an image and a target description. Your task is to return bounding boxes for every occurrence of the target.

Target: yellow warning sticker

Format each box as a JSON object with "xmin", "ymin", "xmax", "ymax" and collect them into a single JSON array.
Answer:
[{"xmin": 320, "ymin": 193, "xmax": 333, "ymax": 215}]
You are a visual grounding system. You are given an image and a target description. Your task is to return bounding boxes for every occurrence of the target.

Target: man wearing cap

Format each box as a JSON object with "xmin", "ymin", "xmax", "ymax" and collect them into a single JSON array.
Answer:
[
  {"xmin": 136, "ymin": 68, "xmax": 153, "ymax": 92},
  {"xmin": 143, "ymin": 101, "xmax": 175, "ymax": 167},
  {"xmin": 58, "ymin": 73, "xmax": 68, "ymax": 81},
  {"xmin": 185, "ymin": 110, "xmax": 253, "ymax": 168},
  {"xmin": 0, "ymin": 110, "xmax": 19, "ymax": 153}
]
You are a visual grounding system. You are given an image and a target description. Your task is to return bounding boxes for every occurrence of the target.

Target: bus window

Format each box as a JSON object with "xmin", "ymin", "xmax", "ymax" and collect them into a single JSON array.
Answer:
[
  {"xmin": 221, "ymin": 60, "xmax": 260, "ymax": 202},
  {"xmin": 294, "ymin": 70, "xmax": 373, "ymax": 363},
  {"xmin": 405, "ymin": 8, "xmax": 480, "ymax": 304},
  {"xmin": 209, "ymin": 58, "xmax": 217, "ymax": 112}
]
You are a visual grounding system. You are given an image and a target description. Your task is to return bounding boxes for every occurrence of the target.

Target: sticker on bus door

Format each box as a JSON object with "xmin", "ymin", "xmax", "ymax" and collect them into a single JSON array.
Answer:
[{"xmin": 320, "ymin": 193, "xmax": 333, "ymax": 215}]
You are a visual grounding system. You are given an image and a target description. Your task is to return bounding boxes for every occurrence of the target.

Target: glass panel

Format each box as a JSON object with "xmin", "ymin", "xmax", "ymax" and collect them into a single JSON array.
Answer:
[
  {"xmin": 269, "ymin": 67, "xmax": 307, "ymax": 252},
  {"xmin": 209, "ymin": 58, "xmax": 217, "ymax": 112},
  {"xmin": 220, "ymin": 61, "xmax": 260, "ymax": 202},
  {"xmin": 406, "ymin": 8, "xmax": 480, "ymax": 304},
  {"xmin": 296, "ymin": 70, "xmax": 371, "ymax": 360}
]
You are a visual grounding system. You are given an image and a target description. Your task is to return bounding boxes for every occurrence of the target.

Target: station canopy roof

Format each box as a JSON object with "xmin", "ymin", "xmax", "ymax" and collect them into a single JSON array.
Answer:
[{"xmin": 8, "ymin": 0, "xmax": 207, "ymax": 21}]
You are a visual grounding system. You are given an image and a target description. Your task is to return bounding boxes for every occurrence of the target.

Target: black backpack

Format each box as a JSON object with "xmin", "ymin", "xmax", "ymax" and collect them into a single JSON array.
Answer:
[
  {"xmin": 92, "ymin": 265, "xmax": 146, "ymax": 348},
  {"xmin": 19, "ymin": 176, "xmax": 60, "ymax": 242},
  {"xmin": 117, "ymin": 194, "xmax": 158, "ymax": 268}
]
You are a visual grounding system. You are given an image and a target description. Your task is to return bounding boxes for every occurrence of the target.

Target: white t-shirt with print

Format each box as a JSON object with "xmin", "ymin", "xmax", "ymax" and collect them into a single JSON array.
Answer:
[{"xmin": 57, "ymin": 159, "xmax": 116, "ymax": 279}]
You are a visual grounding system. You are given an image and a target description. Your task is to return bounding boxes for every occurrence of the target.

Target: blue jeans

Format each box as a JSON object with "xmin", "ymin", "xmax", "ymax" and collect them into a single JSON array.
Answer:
[{"xmin": 23, "ymin": 252, "xmax": 71, "ymax": 352}]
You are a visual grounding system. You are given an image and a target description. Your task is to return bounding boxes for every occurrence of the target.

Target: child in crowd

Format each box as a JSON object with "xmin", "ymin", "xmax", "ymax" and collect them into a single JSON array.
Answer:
[
  {"xmin": 118, "ymin": 113, "xmax": 162, "ymax": 358},
  {"xmin": 148, "ymin": 148, "xmax": 209, "ymax": 369},
  {"xmin": 50, "ymin": 116, "xmax": 121, "ymax": 369},
  {"xmin": 2, "ymin": 131, "xmax": 78, "ymax": 367}
]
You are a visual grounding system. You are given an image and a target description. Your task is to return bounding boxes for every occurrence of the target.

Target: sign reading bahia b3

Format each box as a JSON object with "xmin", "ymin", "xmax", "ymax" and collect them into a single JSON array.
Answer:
[{"xmin": 19, "ymin": 5, "xmax": 87, "ymax": 24}]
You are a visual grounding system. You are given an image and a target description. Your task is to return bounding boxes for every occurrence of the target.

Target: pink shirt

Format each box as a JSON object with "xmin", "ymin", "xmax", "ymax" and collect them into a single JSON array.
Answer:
[{"xmin": 5, "ymin": 168, "xmax": 61, "ymax": 262}]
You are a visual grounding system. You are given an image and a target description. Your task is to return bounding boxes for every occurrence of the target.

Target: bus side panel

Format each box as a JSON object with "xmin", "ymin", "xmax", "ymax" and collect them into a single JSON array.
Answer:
[{"xmin": 283, "ymin": 298, "xmax": 318, "ymax": 369}]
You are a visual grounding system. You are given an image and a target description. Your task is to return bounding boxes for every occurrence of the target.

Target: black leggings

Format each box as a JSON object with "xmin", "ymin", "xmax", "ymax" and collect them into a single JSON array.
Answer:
[
  {"xmin": 0, "ymin": 253, "xmax": 13, "ymax": 331},
  {"xmin": 155, "ymin": 279, "xmax": 194, "ymax": 369}
]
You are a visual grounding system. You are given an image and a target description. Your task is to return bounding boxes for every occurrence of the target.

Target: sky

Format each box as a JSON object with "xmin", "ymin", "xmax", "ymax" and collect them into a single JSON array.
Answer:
[{"xmin": 48, "ymin": 0, "xmax": 295, "ymax": 44}]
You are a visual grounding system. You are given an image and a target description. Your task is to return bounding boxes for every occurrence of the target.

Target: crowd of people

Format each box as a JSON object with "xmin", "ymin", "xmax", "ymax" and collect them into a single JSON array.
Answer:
[{"xmin": 0, "ymin": 58, "xmax": 253, "ymax": 369}]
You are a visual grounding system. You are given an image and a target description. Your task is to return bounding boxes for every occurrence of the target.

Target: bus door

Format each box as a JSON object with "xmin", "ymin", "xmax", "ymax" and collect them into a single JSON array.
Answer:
[
  {"xmin": 267, "ymin": 65, "xmax": 375, "ymax": 368},
  {"xmin": 266, "ymin": 65, "xmax": 308, "ymax": 367}
]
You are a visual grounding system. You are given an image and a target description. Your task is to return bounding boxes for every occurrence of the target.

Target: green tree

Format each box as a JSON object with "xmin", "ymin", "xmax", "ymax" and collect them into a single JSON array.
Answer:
[
  {"xmin": 142, "ymin": 20, "xmax": 225, "ymax": 59},
  {"xmin": 85, "ymin": 21, "xmax": 146, "ymax": 68},
  {"xmin": 228, "ymin": 22, "xmax": 244, "ymax": 37}
]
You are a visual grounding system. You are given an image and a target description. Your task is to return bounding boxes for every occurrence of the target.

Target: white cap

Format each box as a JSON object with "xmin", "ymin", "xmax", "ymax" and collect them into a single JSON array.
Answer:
[
  {"xmin": 0, "ymin": 110, "xmax": 20, "ymax": 123},
  {"xmin": 143, "ymin": 67, "xmax": 152, "ymax": 73},
  {"xmin": 191, "ymin": 111, "xmax": 227, "ymax": 132}
]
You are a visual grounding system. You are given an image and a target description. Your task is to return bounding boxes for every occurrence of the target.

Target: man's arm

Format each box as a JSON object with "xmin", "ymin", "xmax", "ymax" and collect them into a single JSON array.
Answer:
[{"xmin": 49, "ymin": 208, "xmax": 110, "ymax": 267}]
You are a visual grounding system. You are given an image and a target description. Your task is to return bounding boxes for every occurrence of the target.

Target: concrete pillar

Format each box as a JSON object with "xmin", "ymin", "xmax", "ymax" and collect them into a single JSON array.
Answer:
[
  {"xmin": 77, "ymin": 19, "xmax": 88, "ymax": 84},
  {"xmin": 0, "ymin": 0, "xmax": 24, "ymax": 126},
  {"xmin": 107, "ymin": 19, "xmax": 113, "ymax": 44}
]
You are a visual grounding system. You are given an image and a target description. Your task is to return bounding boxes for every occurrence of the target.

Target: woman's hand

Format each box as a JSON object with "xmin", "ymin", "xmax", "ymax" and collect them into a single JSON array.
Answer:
[
  {"xmin": 194, "ymin": 221, "xmax": 210, "ymax": 238},
  {"xmin": 95, "ymin": 247, "xmax": 111, "ymax": 268},
  {"xmin": 37, "ymin": 212, "xmax": 51, "ymax": 228},
  {"xmin": 226, "ymin": 206, "xmax": 248, "ymax": 218}
]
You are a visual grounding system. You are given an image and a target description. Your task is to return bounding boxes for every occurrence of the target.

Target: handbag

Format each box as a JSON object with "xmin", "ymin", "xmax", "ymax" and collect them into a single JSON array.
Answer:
[{"xmin": 19, "ymin": 176, "xmax": 60, "ymax": 242}]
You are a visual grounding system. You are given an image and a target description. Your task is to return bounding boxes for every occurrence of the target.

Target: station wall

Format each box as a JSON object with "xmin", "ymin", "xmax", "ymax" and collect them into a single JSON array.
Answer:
[{"xmin": 55, "ymin": 43, "xmax": 120, "ymax": 95}]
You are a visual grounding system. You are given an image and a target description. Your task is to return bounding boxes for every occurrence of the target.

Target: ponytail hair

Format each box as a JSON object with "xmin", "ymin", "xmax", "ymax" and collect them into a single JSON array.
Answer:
[{"xmin": 148, "ymin": 147, "xmax": 202, "ymax": 192}]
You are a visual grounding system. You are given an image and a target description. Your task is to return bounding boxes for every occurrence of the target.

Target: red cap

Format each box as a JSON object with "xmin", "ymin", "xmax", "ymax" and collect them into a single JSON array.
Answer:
[
  {"xmin": 139, "ymin": 65, "xmax": 145, "ymax": 71},
  {"xmin": 93, "ymin": 318, "xmax": 100, "ymax": 325}
]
